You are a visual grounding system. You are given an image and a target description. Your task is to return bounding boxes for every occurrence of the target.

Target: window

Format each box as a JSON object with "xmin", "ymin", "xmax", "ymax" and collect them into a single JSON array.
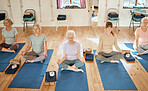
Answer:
[
  {"xmin": 57, "ymin": 0, "xmax": 86, "ymax": 9},
  {"xmin": 123, "ymin": 0, "xmax": 148, "ymax": 9}
]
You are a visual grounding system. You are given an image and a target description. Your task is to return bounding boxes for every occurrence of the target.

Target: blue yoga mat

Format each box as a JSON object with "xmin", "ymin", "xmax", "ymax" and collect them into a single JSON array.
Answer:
[
  {"xmin": 125, "ymin": 43, "xmax": 148, "ymax": 72},
  {"xmin": 93, "ymin": 50, "xmax": 137, "ymax": 90},
  {"xmin": 0, "ymin": 43, "xmax": 25, "ymax": 72},
  {"xmin": 55, "ymin": 64, "xmax": 89, "ymax": 91},
  {"xmin": 9, "ymin": 49, "xmax": 53, "ymax": 89}
]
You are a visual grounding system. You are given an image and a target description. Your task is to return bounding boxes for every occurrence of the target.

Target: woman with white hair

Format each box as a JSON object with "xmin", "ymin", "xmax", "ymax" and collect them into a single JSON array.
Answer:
[
  {"xmin": 57, "ymin": 30, "xmax": 85, "ymax": 72},
  {"xmin": 0, "ymin": 19, "xmax": 19, "ymax": 52},
  {"xmin": 21, "ymin": 24, "xmax": 47, "ymax": 63},
  {"xmin": 134, "ymin": 17, "xmax": 148, "ymax": 55}
]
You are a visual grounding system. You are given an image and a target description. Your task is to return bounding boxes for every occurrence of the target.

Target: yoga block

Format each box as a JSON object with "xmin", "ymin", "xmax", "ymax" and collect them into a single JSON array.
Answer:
[
  {"xmin": 85, "ymin": 54, "xmax": 94, "ymax": 61},
  {"xmin": 45, "ymin": 71, "xmax": 56, "ymax": 82},
  {"xmin": 5, "ymin": 64, "xmax": 19, "ymax": 74},
  {"xmin": 124, "ymin": 53, "xmax": 135, "ymax": 61},
  {"xmin": 45, "ymin": 71, "xmax": 56, "ymax": 86},
  {"xmin": 83, "ymin": 48, "xmax": 92, "ymax": 57}
]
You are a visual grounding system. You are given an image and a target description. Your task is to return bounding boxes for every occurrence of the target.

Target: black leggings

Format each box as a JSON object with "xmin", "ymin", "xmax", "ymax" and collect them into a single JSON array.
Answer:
[{"xmin": 0, "ymin": 43, "xmax": 19, "ymax": 51}]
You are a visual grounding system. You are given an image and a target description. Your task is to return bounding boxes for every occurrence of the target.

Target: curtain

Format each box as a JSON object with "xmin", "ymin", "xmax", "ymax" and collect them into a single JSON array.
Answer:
[
  {"xmin": 58, "ymin": 0, "xmax": 86, "ymax": 9},
  {"xmin": 80, "ymin": 0, "xmax": 86, "ymax": 8},
  {"xmin": 57, "ymin": 0, "xmax": 63, "ymax": 8}
]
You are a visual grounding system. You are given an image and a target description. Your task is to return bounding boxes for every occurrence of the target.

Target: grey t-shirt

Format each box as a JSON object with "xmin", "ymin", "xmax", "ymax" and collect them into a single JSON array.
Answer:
[
  {"xmin": 29, "ymin": 34, "xmax": 47, "ymax": 54},
  {"xmin": 2, "ymin": 27, "xmax": 18, "ymax": 44}
]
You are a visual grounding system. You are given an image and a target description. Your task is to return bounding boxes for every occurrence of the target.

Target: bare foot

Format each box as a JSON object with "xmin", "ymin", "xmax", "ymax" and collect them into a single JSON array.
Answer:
[
  {"xmin": 111, "ymin": 60, "xmax": 119, "ymax": 63},
  {"xmin": 8, "ymin": 48, "xmax": 15, "ymax": 53},
  {"xmin": 61, "ymin": 68, "xmax": 66, "ymax": 71},
  {"xmin": 137, "ymin": 52, "xmax": 145, "ymax": 55},
  {"xmin": 11, "ymin": 50, "xmax": 15, "ymax": 53},
  {"xmin": 26, "ymin": 60, "xmax": 34, "ymax": 63},
  {"xmin": 74, "ymin": 68, "xmax": 84, "ymax": 73},
  {"xmin": 67, "ymin": 66, "xmax": 84, "ymax": 73},
  {"xmin": 100, "ymin": 61, "xmax": 104, "ymax": 63}
]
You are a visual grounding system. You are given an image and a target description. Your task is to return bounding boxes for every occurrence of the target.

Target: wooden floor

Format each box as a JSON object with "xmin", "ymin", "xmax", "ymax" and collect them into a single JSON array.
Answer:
[{"xmin": 0, "ymin": 26, "xmax": 148, "ymax": 91}]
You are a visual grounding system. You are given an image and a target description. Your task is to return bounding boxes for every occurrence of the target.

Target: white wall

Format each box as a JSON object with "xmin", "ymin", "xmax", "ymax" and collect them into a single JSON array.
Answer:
[
  {"xmin": 0, "ymin": 0, "xmax": 90, "ymax": 27},
  {"xmin": 92, "ymin": 0, "xmax": 99, "ymax": 6},
  {"xmin": 0, "ymin": 0, "xmax": 147, "ymax": 27}
]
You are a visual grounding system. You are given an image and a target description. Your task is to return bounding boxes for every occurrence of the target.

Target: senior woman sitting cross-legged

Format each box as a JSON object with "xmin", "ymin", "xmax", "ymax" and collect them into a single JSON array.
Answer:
[{"xmin": 57, "ymin": 30, "xmax": 85, "ymax": 72}]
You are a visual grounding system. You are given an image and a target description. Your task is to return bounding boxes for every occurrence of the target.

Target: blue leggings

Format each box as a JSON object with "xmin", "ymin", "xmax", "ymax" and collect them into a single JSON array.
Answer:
[{"xmin": 59, "ymin": 59, "xmax": 84, "ymax": 69}]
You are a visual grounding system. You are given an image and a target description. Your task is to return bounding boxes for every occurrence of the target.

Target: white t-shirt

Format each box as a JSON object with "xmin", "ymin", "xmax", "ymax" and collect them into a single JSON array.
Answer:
[{"xmin": 62, "ymin": 41, "xmax": 81, "ymax": 60}]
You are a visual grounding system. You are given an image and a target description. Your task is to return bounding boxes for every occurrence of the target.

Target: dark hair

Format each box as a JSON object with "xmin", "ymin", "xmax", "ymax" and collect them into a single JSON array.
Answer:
[{"xmin": 106, "ymin": 22, "xmax": 114, "ymax": 36}]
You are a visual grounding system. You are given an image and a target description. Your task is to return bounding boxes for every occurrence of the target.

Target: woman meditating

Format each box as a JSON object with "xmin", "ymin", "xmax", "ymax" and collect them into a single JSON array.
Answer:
[
  {"xmin": 95, "ymin": 22, "xmax": 125, "ymax": 63},
  {"xmin": 57, "ymin": 30, "xmax": 85, "ymax": 72},
  {"xmin": 0, "ymin": 19, "xmax": 19, "ymax": 53},
  {"xmin": 133, "ymin": 17, "xmax": 148, "ymax": 55},
  {"xmin": 21, "ymin": 24, "xmax": 47, "ymax": 63}
]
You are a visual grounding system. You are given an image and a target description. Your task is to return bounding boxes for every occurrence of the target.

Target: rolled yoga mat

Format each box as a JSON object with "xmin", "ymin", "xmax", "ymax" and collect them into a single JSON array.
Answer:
[
  {"xmin": 93, "ymin": 50, "xmax": 137, "ymax": 90},
  {"xmin": 125, "ymin": 43, "xmax": 148, "ymax": 72},
  {"xmin": 55, "ymin": 64, "xmax": 89, "ymax": 91},
  {"xmin": 8, "ymin": 49, "xmax": 53, "ymax": 89},
  {"xmin": 0, "ymin": 43, "xmax": 25, "ymax": 72}
]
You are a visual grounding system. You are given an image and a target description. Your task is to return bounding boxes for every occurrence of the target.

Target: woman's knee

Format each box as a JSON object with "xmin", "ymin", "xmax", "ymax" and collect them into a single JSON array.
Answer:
[
  {"xmin": 10, "ymin": 44, "xmax": 19, "ymax": 51},
  {"xmin": 22, "ymin": 54, "xmax": 27, "ymax": 59},
  {"xmin": 75, "ymin": 59, "xmax": 84, "ymax": 68},
  {"xmin": 95, "ymin": 55, "xmax": 103, "ymax": 60},
  {"xmin": 59, "ymin": 62, "xmax": 68, "ymax": 69},
  {"xmin": 114, "ymin": 52, "xmax": 123, "ymax": 59}
]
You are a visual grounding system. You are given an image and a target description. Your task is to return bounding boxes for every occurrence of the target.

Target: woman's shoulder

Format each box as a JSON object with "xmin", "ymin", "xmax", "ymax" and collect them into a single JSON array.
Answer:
[
  {"xmin": 41, "ymin": 34, "xmax": 45, "ymax": 36},
  {"xmin": 41, "ymin": 34, "xmax": 46, "ymax": 38},
  {"xmin": 135, "ymin": 27, "xmax": 141, "ymax": 32},
  {"xmin": 29, "ymin": 34, "xmax": 34, "ymax": 38},
  {"xmin": 2, "ymin": 27, "xmax": 6, "ymax": 32},
  {"xmin": 11, "ymin": 27, "xmax": 17, "ymax": 31},
  {"xmin": 63, "ymin": 41, "xmax": 68, "ymax": 45},
  {"xmin": 75, "ymin": 41, "xmax": 80, "ymax": 45}
]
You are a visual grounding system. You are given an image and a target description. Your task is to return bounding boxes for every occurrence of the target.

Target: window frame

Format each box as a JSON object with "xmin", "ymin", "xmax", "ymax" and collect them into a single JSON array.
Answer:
[
  {"xmin": 123, "ymin": 0, "xmax": 148, "ymax": 9},
  {"xmin": 57, "ymin": 0, "xmax": 85, "ymax": 9}
]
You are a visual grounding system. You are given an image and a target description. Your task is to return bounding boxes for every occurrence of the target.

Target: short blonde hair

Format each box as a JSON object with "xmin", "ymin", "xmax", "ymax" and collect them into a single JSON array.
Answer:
[
  {"xmin": 3, "ymin": 19, "xmax": 13, "ymax": 26},
  {"xmin": 33, "ymin": 24, "xmax": 42, "ymax": 32},
  {"xmin": 66, "ymin": 30, "xmax": 76, "ymax": 37}
]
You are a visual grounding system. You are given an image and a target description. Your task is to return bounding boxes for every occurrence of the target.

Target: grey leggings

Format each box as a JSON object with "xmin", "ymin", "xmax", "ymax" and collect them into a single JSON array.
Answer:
[
  {"xmin": 22, "ymin": 51, "xmax": 46, "ymax": 62},
  {"xmin": 0, "ymin": 43, "xmax": 19, "ymax": 51},
  {"xmin": 138, "ymin": 44, "xmax": 148, "ymax": 54},
  {"xmin": 59, "ymin": 59, "xmax": 84, "ymax": 69},
  {"xmin": 95, "ymin": 51, "xmax": 123, "ymax": 62}
]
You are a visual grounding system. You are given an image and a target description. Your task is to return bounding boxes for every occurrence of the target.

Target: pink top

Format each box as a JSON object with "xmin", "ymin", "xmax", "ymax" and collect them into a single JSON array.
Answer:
[{"xmin": 135, "ymin": 27, "xmax": 148, "ymax": 46}]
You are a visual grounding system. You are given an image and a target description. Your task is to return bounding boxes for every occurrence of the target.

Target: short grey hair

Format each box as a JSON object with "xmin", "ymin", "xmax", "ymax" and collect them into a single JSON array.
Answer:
[
  {"xmin": 141, "ymin": 17, "xmax": 148, "ymax": 23},
  {"xmin": 66, "ymin": 30, "xmax": 76, "ymax": 37},
  {"xmin": 33, "ymin": 24, "xmax": 42, "ymax": 32}
]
